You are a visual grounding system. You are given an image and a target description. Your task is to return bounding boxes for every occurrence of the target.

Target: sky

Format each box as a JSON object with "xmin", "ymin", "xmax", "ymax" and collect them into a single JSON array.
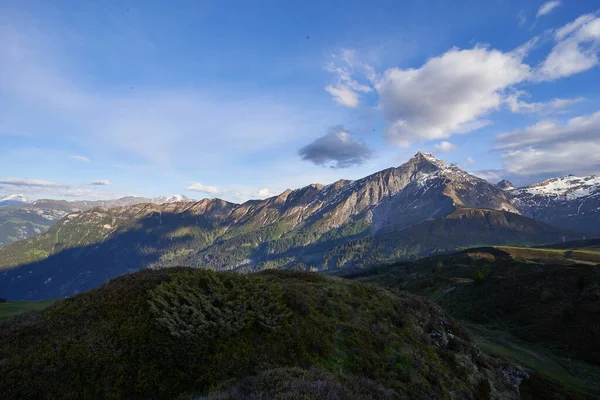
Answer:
[{"xmin": 1, "ymin": 0, "xmax": 599, "ymax": 202}]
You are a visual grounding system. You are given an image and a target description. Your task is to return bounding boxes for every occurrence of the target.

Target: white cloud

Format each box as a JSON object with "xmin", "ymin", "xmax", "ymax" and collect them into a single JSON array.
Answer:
[
  {"xmin": 434, "ymin": 141, "xmax": 457, "ymax": 153},
  {"xmin": 496, "ymin": 110, "xmax": 600, "ymax": 176},
  {"xmin": 324, "ymin": 49, "xmax": 373, "ymax": 108},
  {"xmin": 502, "ymin": 143, "xmax": 600, "ymax": 176},
  {"xmin": 537, "ymin": 14, "xmax": 600, "ymax": 80},
  {"xmin": 186, "ymin": 183, "xmax": 224, "ymax": 195},
  {"xmin": 471, "ymin": 169, "xmax": 504, "ymax": 182},
  {"xmin": 537, "ymin": 1, "xmax": 561, "ymax": 18},
  {"xmin": 89, "ymin": 180, "xmax": 110, "ymax": 186},
  {"xmin": 505, "ymin": 91, "xmax": 585, "ymax": 114},
  {"xmin": 374, "ymin": 46, "xmax": 530, "ymax": 146},
  {"xmin": 467, "ymin": 157, "xmax": 476, "ymax": 164},
  {"xmin": 497, "ymin": 110, "xmax": 600, "ymax": 150},
  {"xmin": 60, "ymin": 189, "xmax": 105, "ymax": 198},
  {"xmin": 185, "ymin": 182, "xmax": 274, "ymax": 202},
  {"xmin": 0, "ymin": 177, "xmax": 66, "ymax": 188},
  {"xmin": 257, "ymin": 188, "xmax": 274, "ymax": 197},
  {"xmin": 324, "ymin": 84, "xmax": 360, "ymax": 108},
  {"xmin": 70, "ymin": 155, "xmax": 90, "ymax": 162}
]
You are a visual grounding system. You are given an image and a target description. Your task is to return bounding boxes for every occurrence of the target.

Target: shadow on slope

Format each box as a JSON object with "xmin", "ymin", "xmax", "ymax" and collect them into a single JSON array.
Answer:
[{"xmin": 0, "ymin": 211, "xmax": 210, "ymax": 300}]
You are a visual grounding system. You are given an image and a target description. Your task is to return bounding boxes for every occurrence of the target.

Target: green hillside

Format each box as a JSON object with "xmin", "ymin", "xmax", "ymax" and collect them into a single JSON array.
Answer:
[
  {"xmin": 346, "ymin": 247, "xmax": 600, "ymax": 398},
  {"xmin": 322, "ymin": 208, "xmax": 586, "ymax": 269},
  {"xmin": 0, "ymin": 268, "xmax": 522, "ymax": 399}
]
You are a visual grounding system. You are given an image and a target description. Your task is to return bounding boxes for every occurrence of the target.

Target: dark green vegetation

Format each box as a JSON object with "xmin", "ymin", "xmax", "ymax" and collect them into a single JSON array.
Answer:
[
  {"xmin": 196, "ymin": 368, "xmax": 398, "ymax": 399},
  {"xmin": 346, "ymin": 245, "xmax": 600, "ymax": 398},
  {"xmin": 0, "ymin": 268, "xmax": 522, "ymax": 399},
  {"xmin": 0, "ymin": 299, "xmax": 55, "ymax": 321}
]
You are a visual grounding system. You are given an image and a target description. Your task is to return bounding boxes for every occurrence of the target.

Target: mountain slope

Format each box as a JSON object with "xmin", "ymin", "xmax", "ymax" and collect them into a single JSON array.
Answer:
[
  {"xmin": 0, "ymin": 153, "xmax": 587, "ymax": 300},
  {"xmin": 321, "ymin": 208, "xmax": 585, "ymax": 269},
  {"xmin": 346, "ymin": 246, "xmax": 600, "ymax": 397},
  {"xmin": 507, "ymin": 175, "xmax": 600, "ymax": 235},
  {"xmin": 0, "ymin": 194, "xmax": 194, "ymax": 249},
  {"xmin": 0, "ymin": 268, "xmax": 523, "ymax": 399}
]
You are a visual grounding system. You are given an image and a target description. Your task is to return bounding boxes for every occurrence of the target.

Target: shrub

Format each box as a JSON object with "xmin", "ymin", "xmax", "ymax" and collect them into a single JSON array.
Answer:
[
  {"xmin": 474, "ymin": 271, "xmax": 485, "ymax": 283},
  {"xmin": 148, "ymin": 270, "xmax": 289, "ymax": 341},
  {"xmin": 436, "ymin": 261, "xmax": 445, "ymax": 272}
]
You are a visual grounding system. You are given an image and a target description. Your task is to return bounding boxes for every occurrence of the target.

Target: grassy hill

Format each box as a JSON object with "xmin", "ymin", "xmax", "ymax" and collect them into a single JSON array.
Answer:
[
  {"xmin": 0, "ymin": 268, "xmax": 522, "ymax": 399},
  {"xmin": 345, "ymin": 246, "xmax": 600, "ymax": 398}
]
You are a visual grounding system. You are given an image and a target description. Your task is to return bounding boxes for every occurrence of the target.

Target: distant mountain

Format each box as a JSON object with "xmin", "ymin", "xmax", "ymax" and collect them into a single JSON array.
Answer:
[
  {"xmin": 151, "ymin": 194, "xmax": 191, "ymax": 203},
  {"xmin": 0, "ymin": 153, "xmax": 585, "ymax": 300},
  {"xmin": 509, "ymin": 175, "xmax": 600, "ymax": 235},
  {"xmin": 0, "ymin": 195, "xmax": 194, "ymax": 249},
  {"xmin": 0, "ymin": 194, "xmax": 28, "ymax": 207},
  {"xmin": 30, "ymin": 194, "xmax": 192, "ymax": 210}
]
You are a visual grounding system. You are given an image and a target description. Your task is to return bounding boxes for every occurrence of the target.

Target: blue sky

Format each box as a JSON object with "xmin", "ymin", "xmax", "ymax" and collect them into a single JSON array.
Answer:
[{"xmin": 1, "ymin": 0, "xmax": 599, "ymax": 202}]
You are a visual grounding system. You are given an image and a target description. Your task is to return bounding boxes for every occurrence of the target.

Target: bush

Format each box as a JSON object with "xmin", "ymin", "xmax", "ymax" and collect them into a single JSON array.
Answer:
[
  {"xmin": 148, "ymin": 270, "xmax": 289, "ymax": 341},
  {"xmin": 436, "ymin": 261, "xmax": 444, "ymax": 272},
  {"xmin": 474, "ymin": 271, "xmax": 485, "ymax": 283},
  {"xmin": 197, "ymin": 367, "xmax": 397, "ymax": 399}
]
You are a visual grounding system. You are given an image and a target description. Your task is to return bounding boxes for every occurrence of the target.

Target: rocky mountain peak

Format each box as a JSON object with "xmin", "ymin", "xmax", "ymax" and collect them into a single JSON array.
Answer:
[
  {"xmin": 151, "ymin": 194, "xmax": 192, "ymax": 204},
  {"xmin": 407, "ymin": 152, "xmax": 446, "ymax": 169},
  {"xmin": 497, "ymin": 180, "xmax": 515, "ymax": 190}
]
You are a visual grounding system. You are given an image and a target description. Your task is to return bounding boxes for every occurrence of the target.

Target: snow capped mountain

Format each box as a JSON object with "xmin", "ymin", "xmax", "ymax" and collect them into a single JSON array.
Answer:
[
  {"xmin": 515, "ymin": 175, "xmax": 600, "ymax": 200},
  {"xmin": 509, "ymin": 175, "xmax": 600, "ymax": 234},
  {"xmin": 0, "ymin": 193, "xmax": 28, "ymax": 202},
  {"xmin": 0, "ymin": 194, "xmax": 28, "ymax": 206},
  {"xmin": 151, "ymin": 194, "xmax": 192, "ymax": 204}
]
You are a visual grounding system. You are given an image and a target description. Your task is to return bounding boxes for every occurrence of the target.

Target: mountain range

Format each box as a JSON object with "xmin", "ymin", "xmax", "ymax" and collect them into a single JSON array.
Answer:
[
  {"xmin": 0, "ymin": 194, "xmax": 193, "ymax": 248},
  {"xmin": 0, "ymin": 152, "xmax": 596, "ymax": 300}
]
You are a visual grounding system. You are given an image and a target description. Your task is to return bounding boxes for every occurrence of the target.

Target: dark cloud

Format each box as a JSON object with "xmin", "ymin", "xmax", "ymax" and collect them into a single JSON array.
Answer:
[{"xmin": 298, "ymin": 126, "xmax": 373, "ymax": 168}]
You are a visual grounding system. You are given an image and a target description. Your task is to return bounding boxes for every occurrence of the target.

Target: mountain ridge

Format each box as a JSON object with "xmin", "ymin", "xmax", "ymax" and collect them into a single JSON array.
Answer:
[
  {"xmin": 0, "ymin": 152, "xmax": 591, "ymax": 300},
  {"xmin": 0, "ymin": 194, "xmax": 195, "ymax": 248}
]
